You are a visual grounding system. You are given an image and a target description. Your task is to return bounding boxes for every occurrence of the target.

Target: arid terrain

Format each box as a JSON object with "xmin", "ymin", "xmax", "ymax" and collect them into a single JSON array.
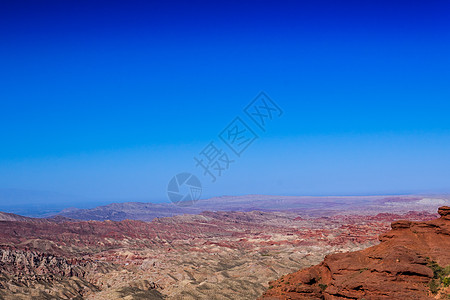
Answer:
[
  {"xmin": 0, "ymin": 195, "xmax": 448, "ymax": 299},
  {"xmin": 261, "ymin": 206, "xmax": 450, "ymax": 299}
]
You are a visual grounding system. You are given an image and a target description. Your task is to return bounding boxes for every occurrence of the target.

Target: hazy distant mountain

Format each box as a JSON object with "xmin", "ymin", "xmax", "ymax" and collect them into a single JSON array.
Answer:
[
  {"xmin": 0, "ymin": 211, "xmax": 33, "ymax": 222},
  {"xmin": 55, "ymin": 194, "xmax": 450, "ymax": 221},
  {"xmin": 0, "ymin": 189, "xmax": 92, "ymax": 217},
  {"xmin": 0, "ymin": 188, "xmax": 135, "ymax": 218},
  {"xmin": 57, "ymin": 202, "xmax": 199, "ymax": 221}
]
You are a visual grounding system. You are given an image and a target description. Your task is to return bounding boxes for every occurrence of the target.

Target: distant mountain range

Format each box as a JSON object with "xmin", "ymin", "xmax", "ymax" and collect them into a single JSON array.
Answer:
[
  {"xmin": 55, "ymin": 194, "xmax": 450, "ymax": 221},
  {"xmin": 0, "ymin": 211, "xmax": 33, "ymax": 222},
  {"xmin": 1, "ymin": 189, "xmax": 447, "ymax": 222},
  {"xmin": 0, "ymin": 188, "xmax": 144, "ymax": 218}
]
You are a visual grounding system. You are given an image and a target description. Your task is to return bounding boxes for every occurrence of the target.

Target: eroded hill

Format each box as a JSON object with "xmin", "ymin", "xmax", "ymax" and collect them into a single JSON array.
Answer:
[{"xmin": 260, "ymin": 206, "xmax": 450, "ymax": 300}]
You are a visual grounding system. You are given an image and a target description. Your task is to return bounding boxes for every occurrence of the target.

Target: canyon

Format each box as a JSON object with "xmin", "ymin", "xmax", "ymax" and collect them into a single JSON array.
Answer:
[{"xmin": 0, "ymin": 195, "xmax": 448, "ymax": 299}]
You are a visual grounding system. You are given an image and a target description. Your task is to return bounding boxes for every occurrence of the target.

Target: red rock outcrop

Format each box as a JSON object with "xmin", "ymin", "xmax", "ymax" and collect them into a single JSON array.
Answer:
[
  {"xmin": 260, "ymin": 206, "xmax": 450, "ymax": 300},
  {"xmin": 0, "ymin": 208, "xmax": 439, "ymax": 299}
]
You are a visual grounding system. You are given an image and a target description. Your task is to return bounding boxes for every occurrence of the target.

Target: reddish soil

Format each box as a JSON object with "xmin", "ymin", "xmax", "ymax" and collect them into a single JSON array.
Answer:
[{"xmin": 260, "ymin": 206, "xmax": 450, "ymax": 300}]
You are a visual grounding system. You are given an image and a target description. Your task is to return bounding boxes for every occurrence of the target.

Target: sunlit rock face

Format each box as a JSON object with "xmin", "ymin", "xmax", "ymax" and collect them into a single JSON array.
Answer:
[
  {"xmin": 260, "ymin": 206, "xmax": 450, "ymax": 300},
  {"xmin": 0, "ymin": 205, "xmax": 439, "ymax": 299}
]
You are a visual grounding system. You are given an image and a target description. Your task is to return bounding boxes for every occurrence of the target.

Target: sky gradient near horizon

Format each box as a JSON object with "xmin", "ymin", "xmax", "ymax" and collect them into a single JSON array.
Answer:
[{"xmin": 1, "ymin": 1, "xmax": 450, "ymax": 207}]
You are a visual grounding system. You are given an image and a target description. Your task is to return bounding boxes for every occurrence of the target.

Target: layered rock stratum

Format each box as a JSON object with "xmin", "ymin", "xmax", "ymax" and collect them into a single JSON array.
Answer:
[
  {"xmin": 260, "ymin": 206, "xmax": 450, "ymax": 300},
  {"xmin": 0, "ymin": 203, "xmax": 440, "ymax": 299}
]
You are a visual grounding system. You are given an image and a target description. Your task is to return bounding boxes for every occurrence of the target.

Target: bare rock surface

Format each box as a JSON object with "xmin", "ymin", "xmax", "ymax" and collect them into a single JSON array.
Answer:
[
  {"xmin": 0, "ymin": 204, "xmax": 439, "ymax": 299},
  {"xmin": 260, "ymin": 206, "xmax": 450, "ymax": 300}
]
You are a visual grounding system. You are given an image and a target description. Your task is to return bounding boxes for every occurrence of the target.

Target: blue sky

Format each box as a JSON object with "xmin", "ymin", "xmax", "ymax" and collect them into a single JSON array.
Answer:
[{"xmin": 0, "ymin": 1, "xmax": 450, "ymax": 206}]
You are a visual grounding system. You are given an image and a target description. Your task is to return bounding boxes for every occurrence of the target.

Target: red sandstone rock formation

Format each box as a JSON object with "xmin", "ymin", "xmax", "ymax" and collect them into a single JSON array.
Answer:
[
  {"xmin": 260, "ymin": 206, "xmax": 450, "ymax": 300},
  {"xmin": 0, "ymin": 209, "xmax": 439, "ymax": 299}
]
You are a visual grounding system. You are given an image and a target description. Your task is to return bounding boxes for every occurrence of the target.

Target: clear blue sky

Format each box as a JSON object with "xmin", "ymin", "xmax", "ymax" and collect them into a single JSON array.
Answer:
[{"xmin": 0, "ymin": 0, "xmax": 449, "ymax": 205}]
